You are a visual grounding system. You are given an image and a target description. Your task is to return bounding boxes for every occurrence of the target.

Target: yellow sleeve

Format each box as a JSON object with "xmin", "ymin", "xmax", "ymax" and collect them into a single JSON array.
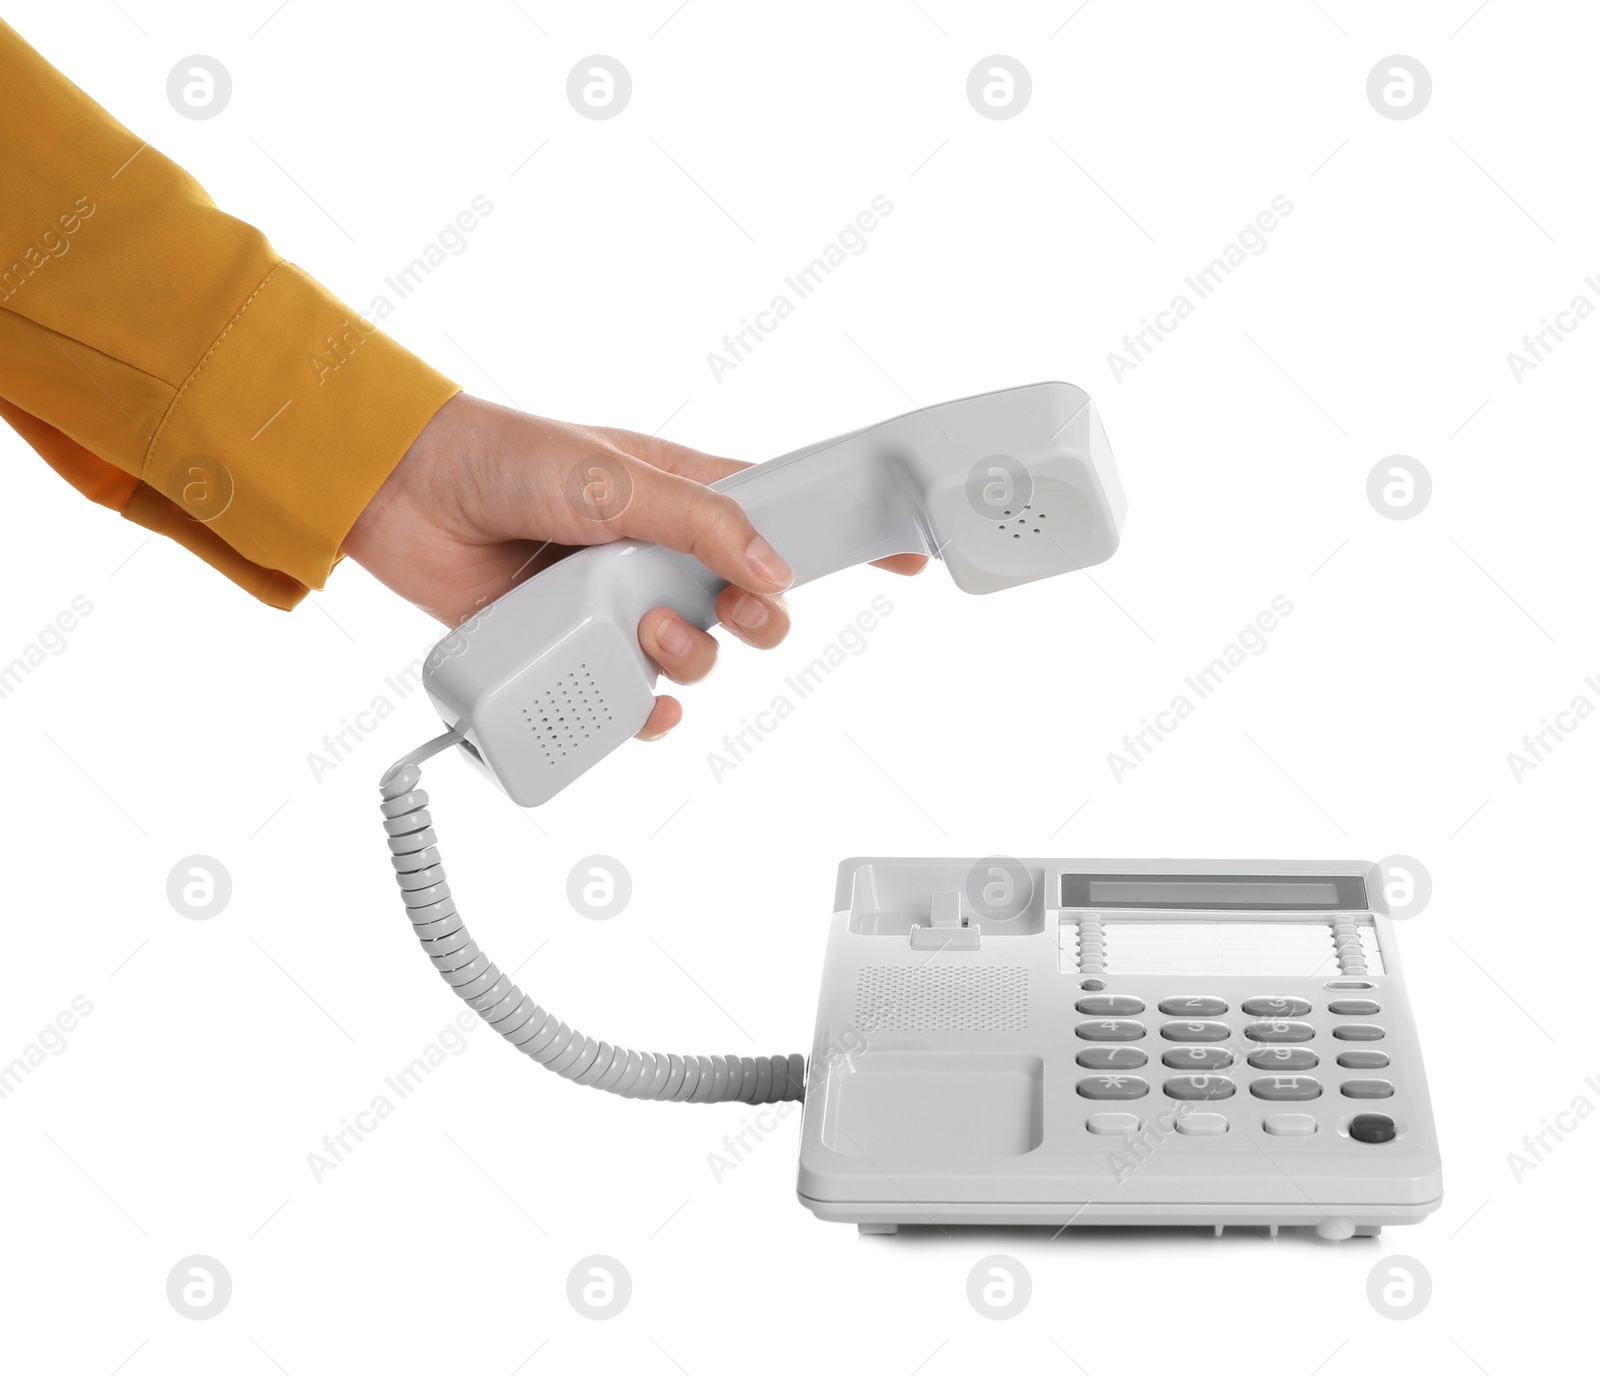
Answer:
[{"xmin": 0, "ymin": 20, "xmax": 460, "ymax": 609}]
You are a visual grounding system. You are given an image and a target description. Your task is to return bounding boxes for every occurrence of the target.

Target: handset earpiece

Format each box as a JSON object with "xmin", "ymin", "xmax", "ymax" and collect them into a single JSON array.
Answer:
[{"xmin": 422, "ymin": 381, "xmax": 1124, "ymax": 806}]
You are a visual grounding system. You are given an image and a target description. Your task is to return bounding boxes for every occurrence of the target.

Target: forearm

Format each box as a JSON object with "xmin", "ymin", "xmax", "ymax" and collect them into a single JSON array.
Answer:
[{"xmin": 0, "ymin": 18, "xmax": 459, "ymax": 605}]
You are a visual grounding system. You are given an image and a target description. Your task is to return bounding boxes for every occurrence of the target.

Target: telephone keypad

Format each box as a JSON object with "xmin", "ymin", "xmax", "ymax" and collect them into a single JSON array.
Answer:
[{"xmin": 1071, "ymin": 991, "xmax": 1404, "ymax": 1140}]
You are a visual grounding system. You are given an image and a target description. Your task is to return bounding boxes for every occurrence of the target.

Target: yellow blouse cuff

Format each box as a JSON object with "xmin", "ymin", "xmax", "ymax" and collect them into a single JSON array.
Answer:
[{"xmin": 142, "ymin": 262, "xmax": 459, "ymax": 592}]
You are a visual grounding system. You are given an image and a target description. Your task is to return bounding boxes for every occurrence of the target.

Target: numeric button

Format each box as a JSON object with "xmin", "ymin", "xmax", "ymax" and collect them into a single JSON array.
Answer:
[
  {"xmin": 1164, "ymin": 1075, "xmax": 1235, "ymax": 1100},
  {"xmin": 1244, "ymin": 1020, "xmax": 1315, "ymax": 1043},
  {"xmin": 1250, "ymin": 1075, "xmax": 1322, "ymax": 1101},
  {"xmin": 1077, "ymin": 1075, "xmax": 1148, "ymax": 1100},
  {"xmin": 1247, "ymin": 1046, "xmax": 1318, "ymax": 1071},
  {"xmin": 1077, "ymin": 1046, "xmax": 1147, "ymax": 1070},
  {"xmin": 1160, "ymin": 1020, "xmax": 1231, "ymax": 1042},
  {"xmin": 1163, "ymin": 1046, "xmax": 1233, "ymax": 1069},
  {"xmin": 1157, "ymin": 996, "xmax": 1228, "ymax": 1016},
  {"xmin": 1242, "ymin": 996, "xmax": 1311, "ymax": 1017},
  {"xmin": 1075, "ymin": 995, "xmax": 1145, "ymax": 1016},
  {"xmin": 1076, "ymin": 1019, "xmax": 1146, "ymax": 1042}
]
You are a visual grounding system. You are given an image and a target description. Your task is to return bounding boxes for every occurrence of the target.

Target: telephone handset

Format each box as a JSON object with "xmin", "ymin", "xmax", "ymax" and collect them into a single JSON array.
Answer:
[
  {"xmin": 378, "ymin": 383, "xmax": 1125, "ymax": 1107},
  {"xmin": 419, "ymin": 381, "xmax": 1124, "ymax": 807}
]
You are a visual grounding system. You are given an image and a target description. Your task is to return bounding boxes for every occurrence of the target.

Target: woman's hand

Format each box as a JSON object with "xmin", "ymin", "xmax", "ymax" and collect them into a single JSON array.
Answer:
[{"xmin": 342, "ymin": 394, "xmax": 926, "ymax": 740}]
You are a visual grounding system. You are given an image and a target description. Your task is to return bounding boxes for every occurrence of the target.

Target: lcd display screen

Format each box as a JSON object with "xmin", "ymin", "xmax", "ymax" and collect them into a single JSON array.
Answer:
[{"xmin": 1060, "ymin": 873, "xmax": 1367, "ymax": 910}]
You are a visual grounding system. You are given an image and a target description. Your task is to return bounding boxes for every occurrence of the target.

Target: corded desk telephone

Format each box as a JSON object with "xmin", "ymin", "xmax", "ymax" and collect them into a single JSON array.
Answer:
[{"xmin": 376, "ymin": 381, "xmax": 1441, "ymax": 1238}]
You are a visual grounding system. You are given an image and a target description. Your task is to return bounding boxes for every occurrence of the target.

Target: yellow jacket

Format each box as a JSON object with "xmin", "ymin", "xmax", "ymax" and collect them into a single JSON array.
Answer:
[{"xmin": 0, "ymin": 20, "xmax": 459, "ymax": 609}]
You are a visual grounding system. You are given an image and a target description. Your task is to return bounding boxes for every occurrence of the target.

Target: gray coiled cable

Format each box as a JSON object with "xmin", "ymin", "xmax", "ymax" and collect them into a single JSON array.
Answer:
[{"xmin": 380, "ymin": 729, "xmax": 805, "ymax": 1103}]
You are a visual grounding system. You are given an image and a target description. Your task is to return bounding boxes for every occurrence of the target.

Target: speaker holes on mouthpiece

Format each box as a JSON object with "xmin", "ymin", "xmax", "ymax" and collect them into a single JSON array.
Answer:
[{"xmin": 521, "ymin": 665, "xmax": 613, "ymax": 766}]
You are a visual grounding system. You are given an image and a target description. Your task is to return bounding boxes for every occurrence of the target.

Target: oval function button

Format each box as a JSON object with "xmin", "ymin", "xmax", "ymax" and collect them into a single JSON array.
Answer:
[
  {"xmin": 1159, "ymin": 1020, "xmax": 1231, "ymax": 1042},
  {"xmin": 1336, "ymin": 1050, "xmax": 1389, "ymax": 1070},
  {"xmin": 1075, "ymin": 994, "xmax": 1145, "ymax": 1016},
  {"xmin": 1250, "ymin": 1075, "xmax": 1323, "ymax": 1101},
  {"xmin": 1248, "ymin": 1046, "xmax": 1318, "ymax": 1071},
  {"xmin": 1077, "ymin": 1046, "xmax": 1148, "ymax": 1070},
  {"xmin": 1332, "ymin": 1023, "xmax": 1385, "ymax": 1041},
  {"xmin": 1163, "ymin": 1046, "xmax": 1233, "ymax": 1070},
  {"xmin": 1164, "ymin": 1075, "xmax": 1236, "ymax": 1101},
  {"xmin": 1262, "ymin": 1113, "xmax": 1318, "ymax": 1137},
  {"xmin": 1157, "ymin": 996, "xmax": 1228, "ymax": 1017},
  {"xmin": 1348, "ymin": 1113, "xmax": 1397, "ymax": 1143},
  {"xmin": 1340, "ymin": 1079, "xmax": 1394, "ymax": 1099},
  {"xmin": 1244, "ymin": 1020, "xmax": 1315, "ymax": 1043},
  {"xmin": 1328, "ymin": 999, "xmax": 1380, "ymax": 1016},
  {"xmin": 1075, "ymin": 1019, "xmax": 1147, "ymax": 1042},
  {"xmin": 1176, "ymin": 1112, "xmax": 1229, "ymax": 1136},
  {"xmin": 1077, "ymin": 1075, "xmax": 1149, "ymax": 1100},
  {"xmin": 1085, "ymin": 1112, "xmax": 1141, "ymax": 1136},
  {"xmin": 1242, "ymin": 996, "xmax": 1311, "ymax": 1017}
]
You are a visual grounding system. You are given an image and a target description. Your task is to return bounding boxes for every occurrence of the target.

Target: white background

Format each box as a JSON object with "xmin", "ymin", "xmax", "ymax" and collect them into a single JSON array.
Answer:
[{"xmin": 3, "ymin": 1, "xmax": 1596, "ymax": 1371}]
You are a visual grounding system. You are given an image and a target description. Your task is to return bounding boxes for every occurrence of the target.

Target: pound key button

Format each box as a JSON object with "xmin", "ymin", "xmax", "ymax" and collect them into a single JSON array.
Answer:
[{"xmin": 1250, "ymin": 1075, "xmax": 1323, "ymax": 1101}]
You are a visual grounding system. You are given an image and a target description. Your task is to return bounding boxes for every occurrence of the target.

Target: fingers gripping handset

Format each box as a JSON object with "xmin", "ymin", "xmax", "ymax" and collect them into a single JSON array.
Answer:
[{"xmin": 422, "ymin": 381, "xmax": 1125, "ymax": 806}]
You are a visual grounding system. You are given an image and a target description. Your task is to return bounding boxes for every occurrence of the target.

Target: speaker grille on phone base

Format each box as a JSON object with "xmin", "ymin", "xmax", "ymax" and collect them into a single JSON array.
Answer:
[{"xmin": 854, "ymin": 966, "xmax": 1027, "ymax": 1032}]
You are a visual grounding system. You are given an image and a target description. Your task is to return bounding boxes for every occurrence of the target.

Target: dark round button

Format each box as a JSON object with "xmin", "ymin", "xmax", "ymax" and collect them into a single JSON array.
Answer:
[{"xmin": 1348, "ymin": 1113, "xmax": 1397, "ymax": 1144}]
